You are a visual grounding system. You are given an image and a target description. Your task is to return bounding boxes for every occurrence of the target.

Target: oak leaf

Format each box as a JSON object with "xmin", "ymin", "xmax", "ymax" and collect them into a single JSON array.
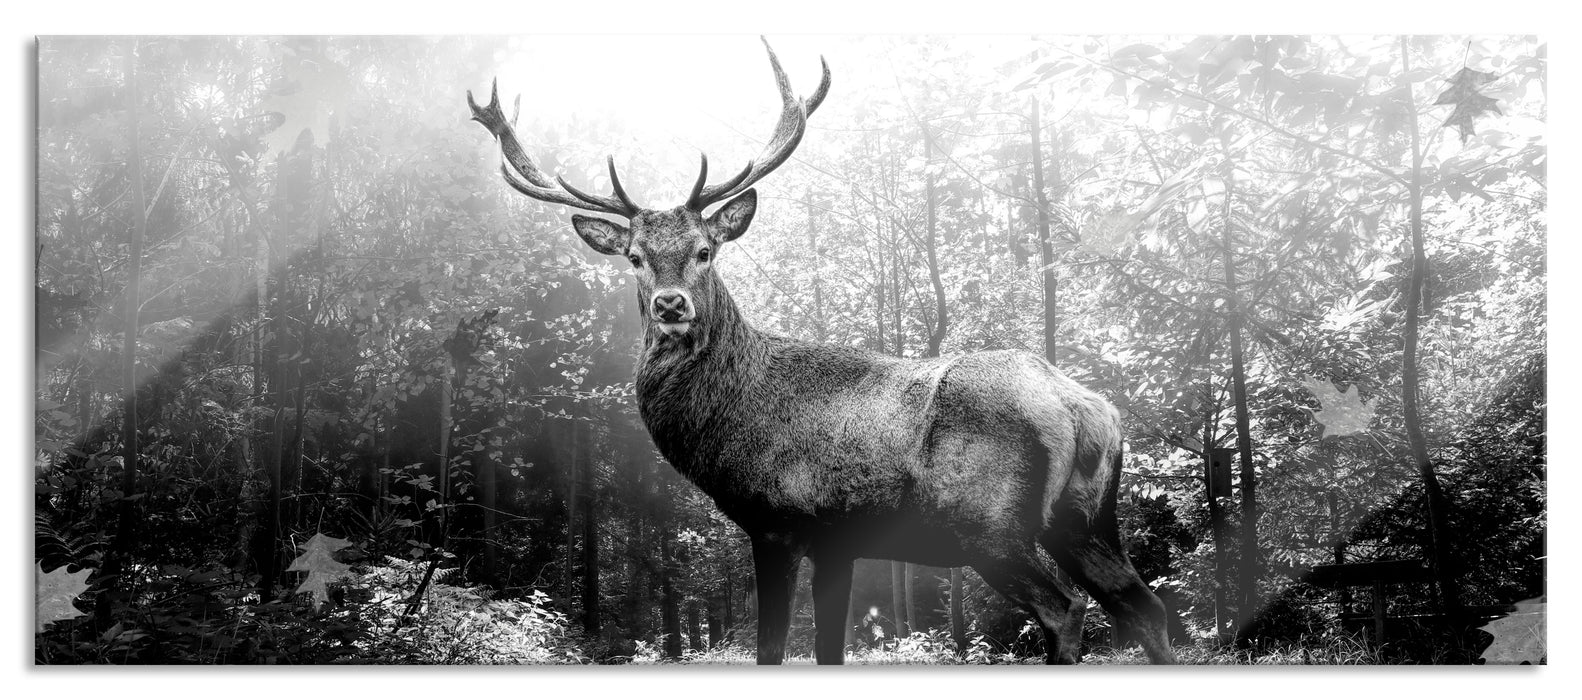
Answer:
[
  {"xmin": 287, "ymin": 533, "xmax": 355, "ymax": 608},
  {"xmin": 1434, "ymin": 67, "xmax": 1503, "ymax": 143},
  {"xmin": 1300, "ymin": 378, "xmax": 1376, "ymax": 438},
  {"xmin": 1479, "ymin": 596, "xmax": 1545, "ymax": 664},
  {"xmin": 36, "ymin": 562, "xmax": 92, "ymax": 633}
]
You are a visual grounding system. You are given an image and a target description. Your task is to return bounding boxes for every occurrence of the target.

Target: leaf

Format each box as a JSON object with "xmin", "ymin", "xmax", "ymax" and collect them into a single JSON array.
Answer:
[
  {"xmin": 286, "ymin": 533, "xmax": 354, "ymax": 608},
  {"xmin": 1434, "ymin": 67, "xmax": 1503, "ymax": 143},
  {"xmin": 1079, "ymin": 211, "xmax": 1139, "ymax": 255},
  {"xmin": 1300, "ymin": 378, "xmax": 1376, "ymax": 438},
  {"xmin": 1479, "ymin": 596, "xmax": 1545, "ymax": 664},
  {"xmin": 36, "ymin": 562, "xmax": 92, "ymax": 633}
]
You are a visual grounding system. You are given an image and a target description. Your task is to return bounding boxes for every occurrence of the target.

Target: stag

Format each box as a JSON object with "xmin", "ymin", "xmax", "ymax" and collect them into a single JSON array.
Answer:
[{"xmin": 468, "ymin": 39, "xmax": 1175, "ymax": 665}]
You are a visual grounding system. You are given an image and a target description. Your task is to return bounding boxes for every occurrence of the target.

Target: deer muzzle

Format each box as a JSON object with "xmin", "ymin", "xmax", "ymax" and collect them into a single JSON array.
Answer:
[{"xmin": 651, "ymin": 289, "xmax": 695, "ymax": 336}]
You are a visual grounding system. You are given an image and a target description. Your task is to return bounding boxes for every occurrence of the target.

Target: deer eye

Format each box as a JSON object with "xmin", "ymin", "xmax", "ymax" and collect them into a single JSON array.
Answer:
[
  {"xmin": 627, "ymin": 254, "xmax": 642, "ymax": 268},
  {"xmin": 697, "ymin": 248, "xmax": 712, "ymax": 263}
]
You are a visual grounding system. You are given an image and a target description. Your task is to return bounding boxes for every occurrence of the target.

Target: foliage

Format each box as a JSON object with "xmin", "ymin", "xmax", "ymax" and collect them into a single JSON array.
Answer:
[
  {"xmin": 352, "ymin": 557, "xmax": 586, "ymax": 664},
  {"xmin": 34, "ymin": 554, "xmax": 585, "ymax": 664},
  {"xmin": 35, "ymin": 563, "xmax": 368, "ymax": 664},
  {"xmin": 34, "ymin": 34, "xmax": 1543, "ymax": 664}
]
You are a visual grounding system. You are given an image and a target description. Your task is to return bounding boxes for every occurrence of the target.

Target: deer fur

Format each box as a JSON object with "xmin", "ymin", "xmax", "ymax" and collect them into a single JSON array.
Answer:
[{"xmin": 567, "ymin": 200, "xmax": 1176, "ymax": 665}]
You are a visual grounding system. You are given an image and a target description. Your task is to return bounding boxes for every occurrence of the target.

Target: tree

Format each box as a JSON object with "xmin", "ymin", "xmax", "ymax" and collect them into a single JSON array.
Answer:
[
  {"xmin": 97, "ymin": 38, "xmax": 149, "ymax": 627},
  {"xmin": 33, "ymin": 34, "xmax": 1544, "ymax": 665}
]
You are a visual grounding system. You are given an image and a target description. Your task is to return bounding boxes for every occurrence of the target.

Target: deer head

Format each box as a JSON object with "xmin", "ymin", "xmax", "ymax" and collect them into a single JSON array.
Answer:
[{"xmin": 468, "ymin": 38, "xmax": 830, "ymax": 340}]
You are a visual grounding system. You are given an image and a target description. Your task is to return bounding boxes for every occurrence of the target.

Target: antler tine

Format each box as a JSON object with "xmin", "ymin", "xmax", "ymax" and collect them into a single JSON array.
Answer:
[
  {"xmin": 468, "ymin": 79, "xmax": 642, "ymax": 217},
  {"xmin": 687, "ymin": 153, "xmax": 760, "ymax": 211},
  {"xmin": 686, "ymin": 39, "xmax": 830, "ymax": 211},
  {"xmin": 556, "ymin": 156, "xmax": 641, "ymax": 217},
  {"xmin": 805, "ymin": 57, "xmax": 832, "ymax": 117},
  {"xmin": 685, "ymin": 153, "xmax": 709, "ymax": 210},
  {"xmin": 606, "ymin": 157, "xmax": 640, "ymax": 213}
]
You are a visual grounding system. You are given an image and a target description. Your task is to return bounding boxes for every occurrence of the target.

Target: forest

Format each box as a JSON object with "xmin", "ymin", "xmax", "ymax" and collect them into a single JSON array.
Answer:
[{"xmin": 33, "ymin": 34, "xmax": 1545, "ymax": 665}]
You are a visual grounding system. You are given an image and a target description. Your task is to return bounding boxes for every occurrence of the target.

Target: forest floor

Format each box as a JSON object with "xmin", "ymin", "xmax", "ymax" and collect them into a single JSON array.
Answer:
[{"xmin": 650, "ymin": 639, "xmax": 1383, "ymax": 665}]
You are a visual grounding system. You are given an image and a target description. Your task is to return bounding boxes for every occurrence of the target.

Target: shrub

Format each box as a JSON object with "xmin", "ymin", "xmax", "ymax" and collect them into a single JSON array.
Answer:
[
  {"xmin": 35, "ymin": 556, "xmax": 587, "ymax": 664},
  {"xmin": 352, "ymin": 556, "xmax": 586, "ymax": 664}
]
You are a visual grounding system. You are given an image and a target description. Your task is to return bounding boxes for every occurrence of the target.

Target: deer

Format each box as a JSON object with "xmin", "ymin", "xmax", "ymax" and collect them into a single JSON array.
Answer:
[{"xmin": 467, "ymin": 39, "xmax": 1176, "ymax": 665}]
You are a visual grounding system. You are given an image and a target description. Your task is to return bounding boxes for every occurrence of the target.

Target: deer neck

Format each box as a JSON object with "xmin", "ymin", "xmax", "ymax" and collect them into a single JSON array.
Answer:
[{"xmin": 633, "ymin": 275, "xmax": 765, "ymax": 471}]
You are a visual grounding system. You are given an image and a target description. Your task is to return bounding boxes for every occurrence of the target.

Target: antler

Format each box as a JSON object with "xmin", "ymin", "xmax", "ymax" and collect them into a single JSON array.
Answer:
[
  {"xmin": 685, "ymin": 38, "xmax": 832, "ymax": 211},
  {"xmin": 467, "ymin": 81, "xmax": 642, "ymax": 217}
]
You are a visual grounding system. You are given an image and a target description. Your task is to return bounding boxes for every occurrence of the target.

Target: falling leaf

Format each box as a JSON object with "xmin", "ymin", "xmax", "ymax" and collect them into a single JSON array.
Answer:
[
  {"xmin": 1479, "ymin": 596, "xmax": 1545, "ymax": 664},
  {"xmin": 1434, "ymin": 67, "xmax": 1503, "ymax": 143},
  {"xmin": 1434, "ymin": 67, "xmax": 1499, "ymax": 105},
  {"xmin": 1300, "ymin": 378, "xmax": 1376, "ymax": 438},
  {"xmin": 258, "ymin": 60, "xmax": 353, "ymax": 158},
  {"xmin": 286, "ymin": 533, "xmax": 354, "ymax": 608},
  {"xmin": 36, "ymin": 562, "xmax": 92, "ymax": 633}
]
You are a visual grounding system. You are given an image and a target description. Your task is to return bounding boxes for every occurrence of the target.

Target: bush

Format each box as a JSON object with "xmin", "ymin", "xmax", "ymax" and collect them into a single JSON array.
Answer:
[
  {"xmin": 35, "ymin": 557, "xmax": 587, "ymax": 664},
  {"xmin": 35, "ymin": 564, "xmax": 368, "ymax": 664},
  {"xmin": 352, "ymin": 557, "xmax": 586, "ymax": 664}
]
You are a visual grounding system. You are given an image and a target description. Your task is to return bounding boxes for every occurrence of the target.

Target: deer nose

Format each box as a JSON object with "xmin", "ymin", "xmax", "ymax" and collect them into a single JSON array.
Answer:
[{"xmin": 652, "ymin": 290, "xmax": 692, "ymax": 323}]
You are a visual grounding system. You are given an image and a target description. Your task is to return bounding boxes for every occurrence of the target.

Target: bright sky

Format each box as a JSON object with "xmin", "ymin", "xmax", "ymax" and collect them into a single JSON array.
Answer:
[
  {"xmin": 482, "ymin": 35, "xmax": 848, "ymax": 203},
  {"xmin": 477, "ymin": 35, "xmax": 1037, "ymax": 205}
]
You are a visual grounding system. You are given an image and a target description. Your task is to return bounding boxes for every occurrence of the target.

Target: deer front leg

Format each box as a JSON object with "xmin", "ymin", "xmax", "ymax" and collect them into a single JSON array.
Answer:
[
  {"xmin": 811, "ymin": 554, "xmax": 854, "ymax": 664},
  {"xmin": 751, "ymin": 534, "xmax": 804, "ymax": 665}
]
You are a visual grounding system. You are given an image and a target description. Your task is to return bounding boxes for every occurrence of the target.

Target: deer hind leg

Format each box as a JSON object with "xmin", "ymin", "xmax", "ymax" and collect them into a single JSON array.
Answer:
[
  {"xmin": 972, "ymin": 548, "xmax": 1086, "ymax": 664},
  {"xmin": 810, "ymin": 554, "xmax": 854, "ymax": 665},
  {"xmin": 751, "ymin": 535, "xmax": 806, "ymax": 665},
  {"xmin": 1044, "ymin": 529, "xmax": 1177, "ymax": 664}
]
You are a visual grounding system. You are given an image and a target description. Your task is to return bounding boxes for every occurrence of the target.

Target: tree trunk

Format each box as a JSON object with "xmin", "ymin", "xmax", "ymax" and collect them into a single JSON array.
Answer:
[
  {"xmin": 1330, "ymin": 489, "xmax": 1352, "ymax": 613},
  {"xmin": 658, "ymin": 468, "xmax": 682, "ymax": 659},
  {"xmin": 806, "ymin": 191, "xmax": 827, "ymax": 342},
  {"xmin": 623, "ymin": 450, "xmax": 652, "ymax": 641},
  {"xmin": 1400, "ymin": 38, "xmax": 1463, "ymax": 618},
  {"xmin": 891, "ymin": 560, "xmax": 908, "ymax": 638},
  {"xmin": 258, "ymin": 46, "xmax": 316, "ymax": 595},
  {"xmin": 261, "ymin": 202, "xmax": 290, "ymax": 601},
  {"xmin": 99, "ymin": 39, "xmax": 148, "ymax": 626},
  {"xmin": 922, "ymin": 126, "xmax": 947, "ymax": 357},
  {"xmin": 248, "ymin": 97, "xmax": 272, "ymax": 594},
  {"xmin": 289, "ymin": 355, "xmax": 309, "ymax": 532},
  {"xmin": 275, "ymin": 130, "xmax": 312, "ymax": 537},
  {"xmin": 579, "ymin": 420, "xmax": 600, "ymax": 635},
  {"xmin": 477, "ymin": 439, "xmax": 499, "ymax": 585},
  {"xmin": 872, "ymin": 214, "xmax": 887, "ymax": 353},
  {"xmin": 436, "ymin": 352, "xmax": 455, "ymax": 543},
  {"xmin": 1204, "ymin": 400, "xmax": 1231, "ymax": 641},
  {"xmin": 1029, "ymin": 94, "xmax": 1090, "ymax": 616},
  {"xmin": 1219, "ymin": 163, "xmax": 1261, "ymax": 641},
  {"xmin": 723, "ymin": 567, "xmax": 735, "ymax": 637},
  {"xmin": 562, "ymin": 419, "xmax": 577, "ymax": 605},
  {"xmin": 904, "ymin": 562, "xmax": 918, "ymax": 636},
  {"xmin": 708, "ymin": 594, "xmax": 724, "ymax": 648},
  {"xmin": 687, "ymin": 599, "xmax": 704, "ymax": 652},
  {"xmin": 1029, "ymin": 97, "xmax": 1059, "ymax": 367},
  {"xmin": 918, "ymin": 127, "xmax": 970, "ymax": 645},
  {"xmin": 379, "ymin": 421, "xmax": 392, "ymax": 527},
  {"xmin": 950, "ymin": 567, "xmax": 967, "ymax": 654},
  {"xmin": 892, "ymin": 229, "xmax": 904, "ymax": 357}
]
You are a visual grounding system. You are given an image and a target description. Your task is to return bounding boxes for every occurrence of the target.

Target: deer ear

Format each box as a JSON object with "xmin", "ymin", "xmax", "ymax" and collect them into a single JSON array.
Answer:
[
  {"xmin": 706, "ymin": 189, "xmax": 757, "ymax": 243},
  {"xmin": 571, "ymin": 214, "xmax": 631, "ymax": 256}
]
